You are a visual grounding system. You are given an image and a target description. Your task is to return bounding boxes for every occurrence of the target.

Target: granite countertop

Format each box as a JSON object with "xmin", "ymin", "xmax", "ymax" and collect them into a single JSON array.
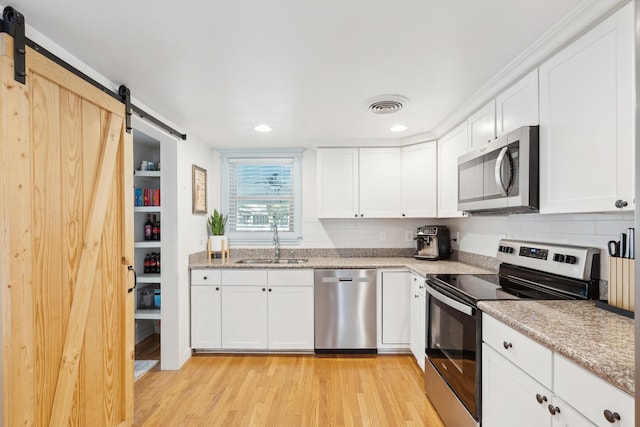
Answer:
[
  {"xmin": 478, "ymin": 300, "xmax": 634, "ymax": 396},
  {"xmin": 189, "ymin": 252, "xmax": 493, "ymax": 277}
]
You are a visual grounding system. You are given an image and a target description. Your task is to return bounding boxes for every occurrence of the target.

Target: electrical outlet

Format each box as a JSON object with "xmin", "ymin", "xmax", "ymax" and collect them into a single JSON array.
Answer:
[
  {"xmin": 405, "ymin": 230, "xmax": 414, "ymax": 242},
  {"xmin": 379, "ymin": 231, "xmax": 387, "ymax": 242}
]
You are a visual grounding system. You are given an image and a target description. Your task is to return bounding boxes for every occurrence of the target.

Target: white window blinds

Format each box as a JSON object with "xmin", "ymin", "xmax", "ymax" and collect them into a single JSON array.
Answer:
[
  {"xmin": 221, "ymin": 149, "xmax": 303, "ymax": 244},
  {"xmin": 228, "ymin": 158, "xmax": 294, "ymax": 232}
]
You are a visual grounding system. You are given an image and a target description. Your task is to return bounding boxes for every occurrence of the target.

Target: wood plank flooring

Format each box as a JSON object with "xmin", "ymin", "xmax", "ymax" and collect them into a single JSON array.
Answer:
[{"xmin": 134, "ymin": 353, "xmax": 445, "ymax": 426}]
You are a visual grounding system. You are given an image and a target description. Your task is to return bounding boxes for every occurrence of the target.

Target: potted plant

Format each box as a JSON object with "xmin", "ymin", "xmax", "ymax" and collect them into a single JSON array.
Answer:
[{"xmin": 208, "ymin": 209, "xmax": 228, "ymax": 252}]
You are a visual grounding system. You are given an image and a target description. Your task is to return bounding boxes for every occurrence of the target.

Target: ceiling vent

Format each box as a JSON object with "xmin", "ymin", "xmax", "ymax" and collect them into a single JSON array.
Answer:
[{"xmin": 365, "ymin": 94, "xmax": 409, "ymax": 114}]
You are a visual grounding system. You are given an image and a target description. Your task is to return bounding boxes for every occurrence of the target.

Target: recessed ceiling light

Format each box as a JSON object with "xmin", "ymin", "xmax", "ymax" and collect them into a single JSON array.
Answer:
[
  {"xmin": 390, "ymin": 124, "xmax": 408, "ymax": 132},
  {"xmin": 254, "ymin": 124, "xmax": 272, "ymax": 132}
]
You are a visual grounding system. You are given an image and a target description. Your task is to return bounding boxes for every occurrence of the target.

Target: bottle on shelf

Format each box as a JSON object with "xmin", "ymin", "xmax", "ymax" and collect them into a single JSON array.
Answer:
[
  {"xmin": 144, "ymin": 214, "xmax": 153, "ymax": 241},
  {"xmin": 155, "ymin": 252, "xmax": 161, "ymax": 274},
  {"xmin": 152, "ymin": 214, "xmax": 160, "ymax": 240},
  {"xmin": 149, "ymin": 253, "xmax": 157, "ymax": 274},
  {"xmin": 144, "ymin": 253, "xmax": 150, "ymax": 274}
]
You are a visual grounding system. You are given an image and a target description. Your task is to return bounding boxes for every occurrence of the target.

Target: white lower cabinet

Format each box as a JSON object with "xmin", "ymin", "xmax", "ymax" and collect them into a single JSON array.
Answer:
[
  {"xmin": 482, "ymin": 313, "xmax": 634, "ymax": 427},
  {"xmin": 267, "ymin": 285, "xmax": 314, "ymax": 350},
  {"xmin": 482, "ymin": 343, "xmax": 552, "ymax": 427},
  {"xmin": 379, "ymin": 271, "xmax": 410, "ymax": 348},
  {"xmin": 191, "ymin": 268, "xmax": 313, "ymax": 351},
  {"xmin": 409, "ymin": 273, "xmax": 425, "ymax": 370},
  {"xmin": 221, "ymin": 285, "xmax": 268, "ymax": 349},
  {"xmin": 190, "ymin": 285, "xmax": 222, "ymax": 349},
  {"xmin": 549, "ymin": 396, "xmax": 594, "ymax": 427}
]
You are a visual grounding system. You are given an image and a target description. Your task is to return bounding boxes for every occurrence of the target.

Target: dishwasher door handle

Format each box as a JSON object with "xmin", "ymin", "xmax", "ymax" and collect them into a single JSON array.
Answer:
[{"xmin": 338, "ymin": 278, "xmax": 353, "ymax": 281}]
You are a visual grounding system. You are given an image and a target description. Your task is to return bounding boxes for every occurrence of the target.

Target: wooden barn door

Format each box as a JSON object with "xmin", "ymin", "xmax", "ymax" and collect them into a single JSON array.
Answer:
[{"xmin": 0, "ymin": 33, "xmax": 134, "ymax": 426}]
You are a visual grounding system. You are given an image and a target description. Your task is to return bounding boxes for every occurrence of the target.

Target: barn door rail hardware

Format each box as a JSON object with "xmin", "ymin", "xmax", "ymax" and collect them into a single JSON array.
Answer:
[
  {"xmin": 0, "ymin": 6, "xmax": 187, "ymax": 140},
  {"xmin": 1, "ymin": 7, "xmax": 26, "ymax": 84}
]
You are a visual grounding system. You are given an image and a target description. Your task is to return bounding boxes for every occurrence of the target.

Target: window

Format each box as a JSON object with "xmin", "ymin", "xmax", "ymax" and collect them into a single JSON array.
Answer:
[{"xmin": 220, "ymin": 148, "xmax": 303, "ymax": 244}]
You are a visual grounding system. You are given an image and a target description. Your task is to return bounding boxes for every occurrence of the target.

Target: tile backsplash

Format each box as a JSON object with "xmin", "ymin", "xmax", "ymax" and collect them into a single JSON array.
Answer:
[{"xmin": 447, "ymin": 211, "xmax": 634, "ymax": 281}]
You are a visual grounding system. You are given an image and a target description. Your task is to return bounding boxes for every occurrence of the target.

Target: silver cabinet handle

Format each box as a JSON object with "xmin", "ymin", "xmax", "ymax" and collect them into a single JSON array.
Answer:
[{"xmin": 494, "ymin": 146, "xmax": 512, "ymax": 196}]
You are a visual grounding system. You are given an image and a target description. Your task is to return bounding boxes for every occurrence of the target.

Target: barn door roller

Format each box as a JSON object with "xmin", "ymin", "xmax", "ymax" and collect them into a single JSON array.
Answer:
[{"xmin": 1, "ymin": 7, "xmax": 26, "ymax": 84}]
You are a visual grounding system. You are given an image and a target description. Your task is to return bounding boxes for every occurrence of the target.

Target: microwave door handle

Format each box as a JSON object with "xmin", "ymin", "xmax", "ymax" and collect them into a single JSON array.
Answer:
[
  {"xmin": 425, "ymin": 284, "xmax": 474, "ymax": 316},
  {"xmin": 494, "ymin": 146, "xmax": 511, "ymax": 196}
]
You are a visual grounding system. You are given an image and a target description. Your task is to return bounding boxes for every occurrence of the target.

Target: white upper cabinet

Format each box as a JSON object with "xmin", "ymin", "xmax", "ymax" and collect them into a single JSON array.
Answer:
[
  {"xmin": 438, "ymin": 122, "xmax": 468, "ymax": 217},
  {"xmin": 359, "ymin": 148, "xmax": 403, "ymax": 217},
  {"xmin": 496, "ymin": 69, "xmax": 539, "ymax": 137},
  {"xmin": 539, "ymin": 3, "xmax": 634, "ymax": 214},
  {"xmin": 467, "ymin": 100, "xmax": 496, "ymax": 149},
  {"xmin": 316, "ymin": 148, "xmax": 359, "ymax": 218},
  {"xmin": 401, "ymin": 142, "xmax": 437, "ymax": 218},
  {"xmin": 317, "ymin": 146, "xmax": 435, "ymax": 218}
]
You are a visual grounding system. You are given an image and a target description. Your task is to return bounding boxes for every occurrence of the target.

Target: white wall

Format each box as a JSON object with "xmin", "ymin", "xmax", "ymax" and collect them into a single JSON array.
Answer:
[
  {"xmin": 448, "ymin": 212, "xmax": 634, "ymax": 280},
  {"xmin": 176, "ymin": 139, "xmax": 217, "ymax": 367}
]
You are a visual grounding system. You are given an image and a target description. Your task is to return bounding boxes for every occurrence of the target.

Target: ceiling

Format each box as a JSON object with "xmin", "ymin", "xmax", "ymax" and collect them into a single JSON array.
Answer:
[{"xmin": 5, "ymin": 0, "xmax": 598, "ymax": 148}]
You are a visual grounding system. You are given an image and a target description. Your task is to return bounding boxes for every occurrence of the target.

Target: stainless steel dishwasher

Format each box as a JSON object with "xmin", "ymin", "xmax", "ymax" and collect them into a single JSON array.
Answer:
[{"xmin": 314, "ymin": 269, "xmax": 377, "ymax": 353}]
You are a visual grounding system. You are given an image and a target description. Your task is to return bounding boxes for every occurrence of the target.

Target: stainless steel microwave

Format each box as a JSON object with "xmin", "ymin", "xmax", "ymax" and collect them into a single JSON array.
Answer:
[{"xmin": 457, "ymin": 125, "xmax": 539, "ymax": 214}]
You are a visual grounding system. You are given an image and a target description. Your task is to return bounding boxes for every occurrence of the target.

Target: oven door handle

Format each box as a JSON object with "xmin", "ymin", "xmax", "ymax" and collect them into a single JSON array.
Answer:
[{"xmin": 426, "ymin": 284, "xmax": 474, "ymax": 316}]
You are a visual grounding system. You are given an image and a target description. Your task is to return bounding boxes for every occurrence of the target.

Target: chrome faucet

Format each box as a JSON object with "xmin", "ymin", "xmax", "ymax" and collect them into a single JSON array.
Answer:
[{"xmin": 272, "ymin": 222, "xmax": 280, "ymax": 259}]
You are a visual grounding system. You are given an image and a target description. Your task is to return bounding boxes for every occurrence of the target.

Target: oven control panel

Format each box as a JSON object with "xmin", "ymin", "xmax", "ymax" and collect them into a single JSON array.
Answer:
[
  {"xmin": 519, "ymin": 246, "xmax": 548, "ymax": 260},
  {"xmin": 496, "ymin": 239, "xmax": 600, "ymax": 281}
]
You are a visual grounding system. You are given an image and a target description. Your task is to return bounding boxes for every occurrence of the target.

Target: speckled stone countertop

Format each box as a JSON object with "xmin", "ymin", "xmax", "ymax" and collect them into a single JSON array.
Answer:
[
  {"xmin": 189, "ymin": 251, "xmax": 493, "ymax": 277},
  {"xmin": 478, "ymin": 300, "xmax": 634, "ymax": 396}
]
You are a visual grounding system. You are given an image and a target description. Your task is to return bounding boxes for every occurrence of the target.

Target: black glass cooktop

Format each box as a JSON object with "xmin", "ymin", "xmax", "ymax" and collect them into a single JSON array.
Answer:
[{"xmin": 428, "ymin": 268, "xmax": 594, "ymax": 306}]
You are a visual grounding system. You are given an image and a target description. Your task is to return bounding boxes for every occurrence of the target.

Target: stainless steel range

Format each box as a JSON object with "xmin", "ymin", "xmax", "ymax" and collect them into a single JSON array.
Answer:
[{"xmin": 424, "ymin": 239, "xmax": 600, "ymax": 427}]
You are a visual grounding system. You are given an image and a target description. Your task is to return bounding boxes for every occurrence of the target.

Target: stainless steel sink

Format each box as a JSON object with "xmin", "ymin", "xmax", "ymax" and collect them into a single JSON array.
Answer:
[
  {"xmin": 235, "ymin": 258, "xmax": 308, "ymax": 264},
  {"xmin": 235, "ymin": 259, "xmax": 274, "ymax": 264},
  {"xmin": 273, "ymin": 258, "xmax": 308, "ymax": 264}
]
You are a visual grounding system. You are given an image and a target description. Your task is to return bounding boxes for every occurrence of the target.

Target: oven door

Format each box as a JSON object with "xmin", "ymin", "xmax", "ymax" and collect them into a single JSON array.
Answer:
[{"xmin": 425, "ymin": 281, "xmax": 479, "ymax": 418}]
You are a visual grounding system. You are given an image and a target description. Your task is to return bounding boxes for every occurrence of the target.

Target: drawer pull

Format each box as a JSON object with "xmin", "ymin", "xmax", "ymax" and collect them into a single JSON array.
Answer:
[
  {"xmin": 603, "ymin": 410, "xmax": 621, "ymax": 423},
  {"xmin": 535, "ymin": 394, "xmax": 547, "ymax": 404},
  {"xmin": 503, "ymin": 341, "xmax": 513, "ymax": 350},
  {"xmin": 547, "ymin": 405, "xmax": 561, "ymax": 415},
  {"xmin": 215, "ymin": 287, "xmax": 220, "ymax": 291},
  {"xmin": 203, "ymin": 276, "xmax": 207, "ymax": 280}
]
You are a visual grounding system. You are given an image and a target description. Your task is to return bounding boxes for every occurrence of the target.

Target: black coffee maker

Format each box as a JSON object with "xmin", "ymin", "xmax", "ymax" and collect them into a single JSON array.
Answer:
[{"xmin": 414, "ymin": 225, "xmax": 452, "ymax": 260}]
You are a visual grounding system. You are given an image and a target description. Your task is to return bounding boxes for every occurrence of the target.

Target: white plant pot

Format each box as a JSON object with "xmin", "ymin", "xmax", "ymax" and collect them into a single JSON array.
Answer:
[{"xmin": 209, "ymin": 235, "xmax": 227, "ymax": 252}]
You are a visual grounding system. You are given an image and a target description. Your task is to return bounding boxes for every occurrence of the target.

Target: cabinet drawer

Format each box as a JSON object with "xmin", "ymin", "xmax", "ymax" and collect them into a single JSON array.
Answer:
[
  {"xmin": 555, "ymin": 354, "xmax": 634, "ymax": 426},
  {"xmin": 221, "ymin": 269, "xmax": 268, "ymax": 285},
  {"xmin": 268, "ymin": 269, "xmax": 313, "ymax": 286},
  {"xmin": 191, "ymin": 269, "xmax": 221, "ymax": 285},
  {"xmin": 482, "ymin": 314, "xmax": 552, "ymax": 389}
]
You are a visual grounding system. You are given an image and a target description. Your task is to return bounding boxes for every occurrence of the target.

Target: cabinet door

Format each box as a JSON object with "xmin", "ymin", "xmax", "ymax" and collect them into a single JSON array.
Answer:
[
  {"xmin": 316, "ymin": 148, "xmax": 359, "ymax": 218},
  {"xmin": 267, "ymin": 286, "xmax": 314, "ymax": 350},
  {"xmin": 409, "ymin": 274, "xmax": 425, "ymax": 370},
  {"xmin": 359, "ymin": 148, "xmax": 402, "ymax": 218},
  {"xmin": 401, "ymin": 142, "xmax": 437, "ymax": 217},
  {"xmin": 468, "ymin": 100, "xmax": 496, "ymax": 149},
  {"xmin": 438, "ymin": 122, "xmax": 468, "ymax": 217},
  {"xmin": 554, "ymin": 354, "xmax": 634, "ymax": 427},
  {"xmin": 496, "ymin": 69, "xmax": 539, "ymax": 137},
  {"xmin": 221, "ymin": 286, "xmax": 268, "ymax": 349},
  {"xmin": 380, "ymin": 271, "xmax": 410, "ymax": 346},
  {"xmin": 550, "ymin": 396, "xmax": 595, "ymax": 427},
  {"xmin": 482, "ymin": 344, "xmax": 552, "ymax": 427},
  {"xmin": 190, "ymin": 286, "xmax": 222, "ymax": 349},
  {"xmin": 539, "ymin": 3, "xmax": 634, "ymax": 214}
]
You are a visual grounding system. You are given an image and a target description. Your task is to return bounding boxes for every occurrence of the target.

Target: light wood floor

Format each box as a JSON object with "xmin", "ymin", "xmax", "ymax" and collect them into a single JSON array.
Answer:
[{"xmin": 134, "ymin": 351, "xmax": 445, "ymax": 426}]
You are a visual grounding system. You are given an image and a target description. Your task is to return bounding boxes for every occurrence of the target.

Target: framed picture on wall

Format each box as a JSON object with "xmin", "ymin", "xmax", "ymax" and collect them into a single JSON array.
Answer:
[{"xmin": 192, "ymin": 164, "xmax": 207, "ymax": 214}]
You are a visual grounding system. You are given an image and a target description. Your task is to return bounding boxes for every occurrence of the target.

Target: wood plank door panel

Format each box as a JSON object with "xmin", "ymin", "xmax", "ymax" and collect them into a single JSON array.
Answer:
[{"xmin": 0, "ymin": 33, "xmax": 134, "ymax": 426}]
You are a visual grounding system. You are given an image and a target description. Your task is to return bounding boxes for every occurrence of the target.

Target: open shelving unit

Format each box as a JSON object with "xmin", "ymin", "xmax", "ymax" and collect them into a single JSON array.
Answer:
[{"xmin": 133, "ymin": 131, "xmax": 162, "ymax": 329}]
